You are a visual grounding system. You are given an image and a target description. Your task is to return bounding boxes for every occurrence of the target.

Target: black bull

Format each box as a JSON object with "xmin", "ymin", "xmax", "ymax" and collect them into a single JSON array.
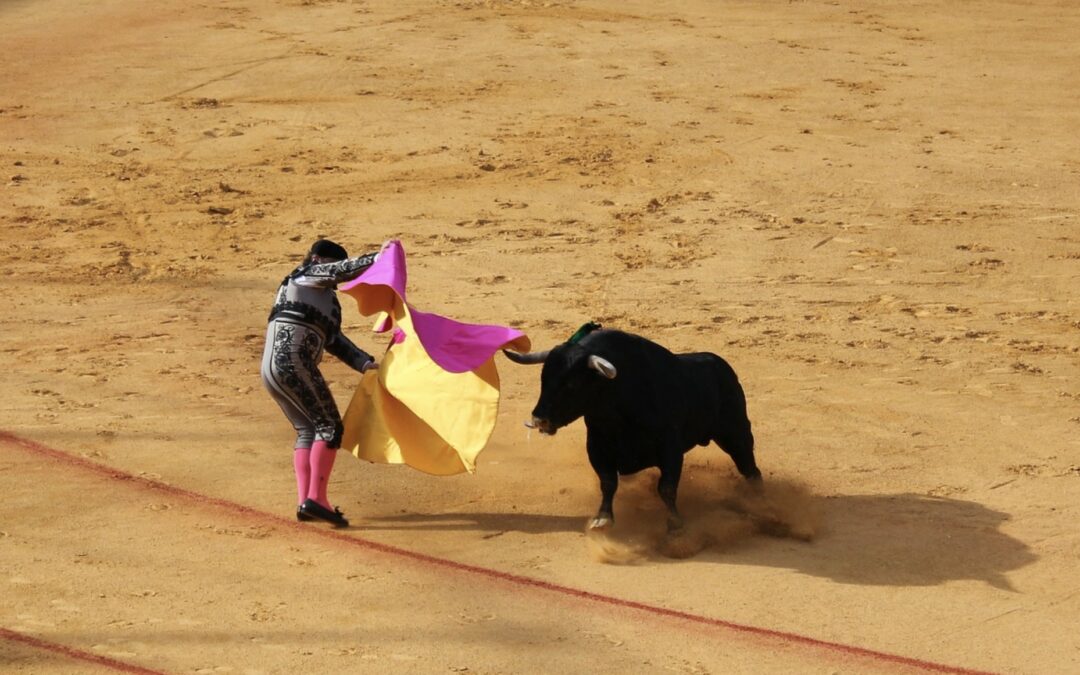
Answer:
[{"xmin": 505, "ymin": 328, "xmax": 761, "ymax": 531}]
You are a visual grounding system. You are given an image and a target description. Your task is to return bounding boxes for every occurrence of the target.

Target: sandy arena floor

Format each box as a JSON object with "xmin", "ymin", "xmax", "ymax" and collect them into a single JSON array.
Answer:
[{"xmin": 2, "ymin": 1, "xmax": 1078, "ymax": 673}]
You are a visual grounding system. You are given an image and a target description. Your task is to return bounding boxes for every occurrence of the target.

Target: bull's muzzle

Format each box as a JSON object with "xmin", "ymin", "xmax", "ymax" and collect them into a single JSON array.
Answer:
[{"xmin": 524, "ymin": 416, "xmax": 557, "ymax": 435}]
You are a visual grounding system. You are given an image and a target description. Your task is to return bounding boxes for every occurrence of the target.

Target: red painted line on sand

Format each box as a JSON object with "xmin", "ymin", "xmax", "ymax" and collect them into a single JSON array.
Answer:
[
  {"xmin": 1, "ymin": 430, "xmax": 994, "ymax": 675},
  {"xmin": 0, "ymin": 627, "xmax": 166, "ymax": 675}
]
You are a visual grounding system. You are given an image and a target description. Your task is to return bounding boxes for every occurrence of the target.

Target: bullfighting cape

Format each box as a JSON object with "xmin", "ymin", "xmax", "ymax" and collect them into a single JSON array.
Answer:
[{"xmin": 337, "ymin": 240, "xmax": 531, "ymax": 475}]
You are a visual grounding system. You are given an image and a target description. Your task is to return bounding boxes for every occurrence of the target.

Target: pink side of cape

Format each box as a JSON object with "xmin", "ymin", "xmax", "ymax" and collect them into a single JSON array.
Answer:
[{"xmin": 339, "ymin": 240, "xmax": 530, "ymax": 373}]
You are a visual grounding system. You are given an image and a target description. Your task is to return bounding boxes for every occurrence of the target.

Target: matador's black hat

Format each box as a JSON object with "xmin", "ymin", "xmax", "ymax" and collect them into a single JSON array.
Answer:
[{"xmin": 309, "ymin": 239, "xmax": 348, "ymax": 261}]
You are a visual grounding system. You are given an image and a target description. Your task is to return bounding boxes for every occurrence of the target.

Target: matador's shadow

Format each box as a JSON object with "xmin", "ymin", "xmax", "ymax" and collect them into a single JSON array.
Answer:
[{"xmin": 361, "ymin": 511, "xmax": 585, "ymax": 537}]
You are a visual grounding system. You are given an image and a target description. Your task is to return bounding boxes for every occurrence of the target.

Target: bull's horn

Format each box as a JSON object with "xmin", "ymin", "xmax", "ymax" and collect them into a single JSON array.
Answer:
[
  {"xmin": 502, "ymin": 348, "xmax": 550, "ymax": 365},
  {"xmin": 588, "ymin": 355, "xmax": 617, "ymax": 379}
]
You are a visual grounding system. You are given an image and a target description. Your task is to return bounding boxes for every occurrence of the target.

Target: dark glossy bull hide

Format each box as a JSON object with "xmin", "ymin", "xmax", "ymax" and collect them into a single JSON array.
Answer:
[{"xmin": 508, "ymin": 328, "xmax": 760, "ymax": 531}]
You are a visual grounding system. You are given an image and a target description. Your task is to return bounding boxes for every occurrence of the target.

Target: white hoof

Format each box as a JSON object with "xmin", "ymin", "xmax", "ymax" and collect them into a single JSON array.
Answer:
[{"xmin": 589, "ymin": 516, "xmax": 612, "ymax": 531}]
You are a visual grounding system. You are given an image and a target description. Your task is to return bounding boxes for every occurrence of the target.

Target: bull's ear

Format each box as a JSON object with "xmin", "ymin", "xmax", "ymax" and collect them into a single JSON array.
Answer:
[{"xmin": 587, "ymin": 355, "xmax": 617, "ymax": 379}]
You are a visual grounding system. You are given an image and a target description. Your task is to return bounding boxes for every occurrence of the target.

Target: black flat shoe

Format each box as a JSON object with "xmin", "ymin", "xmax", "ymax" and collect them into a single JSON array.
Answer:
[
  {"xmin": 296, "ymin": 505, "xmax": 313, "ymax": 522},
  {"xmin": 300, "ymin": 499, "xmax": 349, "ymax": 528}
]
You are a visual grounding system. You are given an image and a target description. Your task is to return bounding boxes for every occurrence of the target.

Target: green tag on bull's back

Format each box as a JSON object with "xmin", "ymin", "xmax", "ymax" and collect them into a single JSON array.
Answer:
[{"xmin": 568, "ymin": 321, "xmax": 602, "ymax": 344}]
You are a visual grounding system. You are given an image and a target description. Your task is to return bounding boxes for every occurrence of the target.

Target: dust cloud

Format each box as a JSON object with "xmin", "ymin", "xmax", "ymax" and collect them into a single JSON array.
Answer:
[{"xmin": 586, "ymin": 468, "xmax": 821, "ymax": 564}]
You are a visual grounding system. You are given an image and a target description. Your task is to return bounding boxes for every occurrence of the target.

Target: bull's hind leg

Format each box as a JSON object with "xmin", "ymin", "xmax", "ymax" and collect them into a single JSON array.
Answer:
[{"xmin": 658, "ymin": 452, "xmax": 685, "ymax": 532}]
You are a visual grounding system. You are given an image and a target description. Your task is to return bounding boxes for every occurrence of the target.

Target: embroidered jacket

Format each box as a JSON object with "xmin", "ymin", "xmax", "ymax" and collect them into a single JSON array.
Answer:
[{"xmin": 267, "ymin": 252, "xmax": 378, "ymax": 371}]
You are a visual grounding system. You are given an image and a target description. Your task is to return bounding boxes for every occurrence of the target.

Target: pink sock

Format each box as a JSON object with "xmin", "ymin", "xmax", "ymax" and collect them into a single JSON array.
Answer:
[
  {"xmin": 293, "ymin": 447, "xmax": 311, "ymax": 506},
  {"xmin": 308, "ymin": 441, "xmax": 337, "ymax": 509}
]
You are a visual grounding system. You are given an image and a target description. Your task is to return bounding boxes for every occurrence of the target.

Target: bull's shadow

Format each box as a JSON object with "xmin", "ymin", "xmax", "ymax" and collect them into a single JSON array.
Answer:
[
  {"xmin": 364, "ymin": 476, "xmax": 1036, "ymax": 590},
  {"xmin": 663, "ymin": 485, "xmax": 1037, "ymax": 590}
]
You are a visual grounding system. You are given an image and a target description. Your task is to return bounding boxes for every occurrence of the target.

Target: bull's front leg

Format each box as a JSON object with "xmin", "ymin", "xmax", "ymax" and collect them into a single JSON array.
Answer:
[
  {"xmin": 658, "ymin": 451, "xmax": 685, "ymax": 533},
  {"xmin": 586, "ymin": 434, "xmax": 618, "ymax": 530},
  {"xmin": 591, "ymin": 469, "xmax": 618, "ymax": 530}
]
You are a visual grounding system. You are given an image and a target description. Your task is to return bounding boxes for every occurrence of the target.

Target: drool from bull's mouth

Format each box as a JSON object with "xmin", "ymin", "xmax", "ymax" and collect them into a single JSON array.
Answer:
[{"xmin": 525, "ymin": 417, "xmax": 557, "ymax": 435}]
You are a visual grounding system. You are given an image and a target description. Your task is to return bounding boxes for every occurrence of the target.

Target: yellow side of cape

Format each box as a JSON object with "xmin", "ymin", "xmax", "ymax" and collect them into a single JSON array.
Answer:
[{"xmin": 340, "ymin": 307, "xmax": 501, "ymax": 475}]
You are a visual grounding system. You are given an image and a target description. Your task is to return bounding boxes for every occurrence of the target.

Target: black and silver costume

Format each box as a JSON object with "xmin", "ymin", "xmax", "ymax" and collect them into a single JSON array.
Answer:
[{"xmin": 260, "ymin": 253, "xmax": 378, "ymax": 448}]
